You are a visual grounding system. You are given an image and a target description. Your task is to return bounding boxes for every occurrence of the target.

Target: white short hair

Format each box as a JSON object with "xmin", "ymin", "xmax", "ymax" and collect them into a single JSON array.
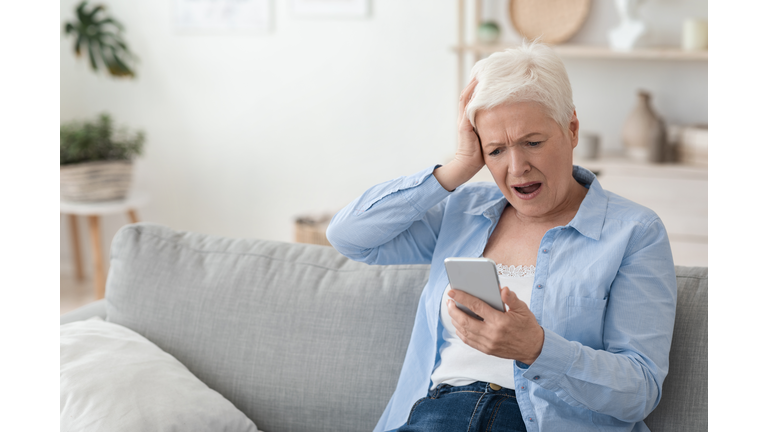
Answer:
[{"xmin": 466, "ymin": 40, "xmax": 575, "ymax": 131}]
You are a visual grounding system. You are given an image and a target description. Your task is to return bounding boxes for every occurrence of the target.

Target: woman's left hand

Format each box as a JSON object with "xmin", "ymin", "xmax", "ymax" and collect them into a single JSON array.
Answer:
[{"xmin": 447, "ymin": 287, "xmax": 545, "ymax": 365}]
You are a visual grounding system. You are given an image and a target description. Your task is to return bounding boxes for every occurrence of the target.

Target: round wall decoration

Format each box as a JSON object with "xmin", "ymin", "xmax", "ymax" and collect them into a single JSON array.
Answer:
[{"xmin": 508, "ymin": 0, "xmax": 591, "ymax": 44}]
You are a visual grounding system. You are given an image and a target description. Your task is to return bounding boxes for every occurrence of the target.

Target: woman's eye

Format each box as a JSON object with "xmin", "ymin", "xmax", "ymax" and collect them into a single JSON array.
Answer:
[
  {"xmin": 489, "ymin": 148, "xmax": 501, "ymax": 156},
  {"xmin": 528, "ymin": 141, "xmax": 542, "ymax": 147}
]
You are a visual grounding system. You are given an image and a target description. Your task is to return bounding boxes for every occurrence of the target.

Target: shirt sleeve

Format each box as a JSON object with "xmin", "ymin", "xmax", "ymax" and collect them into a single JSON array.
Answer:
[
  {"xmin": 325, "ymin": 165, "xmax": 452, "ymax": 266},
  {"xmin": 519, "ymin": 217, "xmax": 677, "ymax": 423}
]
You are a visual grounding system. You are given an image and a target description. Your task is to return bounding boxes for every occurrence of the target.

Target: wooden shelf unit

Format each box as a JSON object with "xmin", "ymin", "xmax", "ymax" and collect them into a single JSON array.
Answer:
[{"xmin": 454, "ymin": 0, "xmax": 708, "ymax": 93}]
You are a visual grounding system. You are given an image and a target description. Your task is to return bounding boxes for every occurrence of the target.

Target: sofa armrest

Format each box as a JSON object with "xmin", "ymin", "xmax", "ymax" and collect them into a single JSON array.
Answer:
[{"xmin": 60, "ymin": 299, "xmax": 107, "ymax": 325}]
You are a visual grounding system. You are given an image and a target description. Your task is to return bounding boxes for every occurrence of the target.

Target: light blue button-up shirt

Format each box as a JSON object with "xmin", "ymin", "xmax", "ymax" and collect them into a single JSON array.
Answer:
[{"xmin": 326, "ymin": 165, "xmax": 677, "ymax": 432}]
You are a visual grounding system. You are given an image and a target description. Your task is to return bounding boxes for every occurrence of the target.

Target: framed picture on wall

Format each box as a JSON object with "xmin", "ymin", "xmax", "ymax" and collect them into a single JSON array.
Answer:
[
  {"xmin": 174, "ymin": 0, "xmax": 271, "ymax": 32},
  {"xmin": 291, "ymin": 0, "xmax": 370, "ymax": 17}
]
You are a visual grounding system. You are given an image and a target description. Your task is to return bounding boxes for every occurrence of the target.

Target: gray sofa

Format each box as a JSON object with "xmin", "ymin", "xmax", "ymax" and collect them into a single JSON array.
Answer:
[{"xmin": 61, "ymin": 223, "xmax": 708, "ymax": 431}]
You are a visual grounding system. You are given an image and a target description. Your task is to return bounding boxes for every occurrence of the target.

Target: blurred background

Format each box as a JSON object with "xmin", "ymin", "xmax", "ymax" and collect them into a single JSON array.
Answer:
[{"xmin": 60, "ymin": 0, "xmax": 707, "ymax": 312}]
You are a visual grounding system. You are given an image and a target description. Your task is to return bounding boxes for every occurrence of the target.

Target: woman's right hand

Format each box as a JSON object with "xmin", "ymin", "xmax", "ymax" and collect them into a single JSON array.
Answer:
[{"xmin": 434, "ymin": 78, "xmax": 485, "ymax": 192}]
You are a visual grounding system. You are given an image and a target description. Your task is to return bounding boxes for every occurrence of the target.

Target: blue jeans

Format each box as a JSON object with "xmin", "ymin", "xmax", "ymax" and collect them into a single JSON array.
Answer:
[{"xmin": 387, "ymin": 382, "xmax": 527, "ymax": 432}]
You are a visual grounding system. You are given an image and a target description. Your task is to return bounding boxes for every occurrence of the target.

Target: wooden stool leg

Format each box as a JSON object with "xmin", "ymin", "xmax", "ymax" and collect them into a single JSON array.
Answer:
[
  {"xmin": 68, "ymin": 214, "xmax": 85, "ymax": 281},
  {"xmin": 87, "ymin": 215, "xmax": 106, "ymax": 300},
  {"xmin": 127, "ymin": 209, "xmax": 139, "ymax": 224}
]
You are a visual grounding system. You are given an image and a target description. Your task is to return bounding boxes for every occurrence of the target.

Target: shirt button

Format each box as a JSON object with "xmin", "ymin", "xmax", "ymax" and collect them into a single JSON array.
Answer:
[
  {"xmin": 536, "ymin": 284, "xmax": 543, "ymax": 289},
  {"xmin": 520, "ymin": 386, "xmax": 525, "ymax": 390},
  {"xmin": 542, "ymin": 249, "xmax": 548, "ymax": 253},
  {"xmin": 528, "ymin": 417, "xmax": 534, "ymax": 422},
  {"xmin": 533, "ymin": 376, "xmax": 540, "ymax": 380}
]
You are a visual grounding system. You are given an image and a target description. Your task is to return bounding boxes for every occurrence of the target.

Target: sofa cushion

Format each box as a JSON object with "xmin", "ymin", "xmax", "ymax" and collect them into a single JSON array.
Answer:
[
  {"xmin": 105, "ymin": 223, "xmax": 430, "ymax": 432},
  {"xmin": 60, "ymin": 317, "xmax": 260, "ymax": 432},
  {"xmin": 644, "ymin": 266, "xmax": 708, "ymax": 431}
]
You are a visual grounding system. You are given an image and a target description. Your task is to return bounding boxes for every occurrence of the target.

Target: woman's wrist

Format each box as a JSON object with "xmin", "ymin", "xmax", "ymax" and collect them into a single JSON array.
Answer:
[
  {"xmin": 434, "ymin": 160, "xmax": 483, "ymax": 192},
  {"xmin": 518, "ymin": 326, "xmax": 545, "ymax": 366}
]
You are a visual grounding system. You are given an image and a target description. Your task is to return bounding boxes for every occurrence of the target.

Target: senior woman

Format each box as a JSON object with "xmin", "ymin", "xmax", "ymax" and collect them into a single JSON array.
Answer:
[{"xmin": 326, "ymin": 41, "xmax": 676, "ymax": 432}]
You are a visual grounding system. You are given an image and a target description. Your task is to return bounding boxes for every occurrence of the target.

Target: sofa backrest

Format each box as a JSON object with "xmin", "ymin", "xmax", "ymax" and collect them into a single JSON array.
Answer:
[
  {"xmin": 106, "ymin": 224, "xmax": 430, "ymax": 432},
  {"xmin": 644, "ymin": 265, "xmax": 708, "ymax": 431},
  {"xmin": 105, "ymin": 223, "xmax": 707, "ymax": 432}
]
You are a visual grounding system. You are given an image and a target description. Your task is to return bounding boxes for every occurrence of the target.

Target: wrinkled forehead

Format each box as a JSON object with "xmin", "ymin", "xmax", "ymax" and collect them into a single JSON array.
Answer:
[{"xmin": 474, "ymin": 101, "xmax": 561, "ymax": 142}]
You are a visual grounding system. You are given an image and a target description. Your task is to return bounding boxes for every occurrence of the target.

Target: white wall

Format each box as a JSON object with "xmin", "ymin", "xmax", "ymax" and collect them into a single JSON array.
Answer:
[{"xmin": 60, "ymin": 0, "xmax": 707, "ymax": 276}]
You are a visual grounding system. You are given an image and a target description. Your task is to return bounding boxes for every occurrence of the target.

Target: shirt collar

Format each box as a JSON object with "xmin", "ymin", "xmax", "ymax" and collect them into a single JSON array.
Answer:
[
  {"xmin": 567, "ymin": 165, "xmax": 608, "ymax": 241},
  {"xmin": 462, "ymin": 165, "xmax": 608, "ymax": 240}
]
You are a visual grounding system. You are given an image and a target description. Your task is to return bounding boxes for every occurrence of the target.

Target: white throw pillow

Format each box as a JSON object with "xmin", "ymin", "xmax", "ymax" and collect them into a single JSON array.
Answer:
[{"xmin": 60, "ymin": 317, "xmax": 260, "ymax": 432}]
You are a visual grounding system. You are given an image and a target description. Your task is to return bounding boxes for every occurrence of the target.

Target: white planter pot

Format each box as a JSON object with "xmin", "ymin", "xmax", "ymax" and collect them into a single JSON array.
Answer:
[{"xmin": 60, "ymin": 160, "xmax": 134, "ymax": 202}]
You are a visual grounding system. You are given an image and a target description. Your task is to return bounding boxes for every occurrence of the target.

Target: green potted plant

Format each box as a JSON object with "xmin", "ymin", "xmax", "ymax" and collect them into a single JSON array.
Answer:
[
  {"xmin": 63, "ymin": 0, "xmax": 137, "ymax": 78},
  {"xmin": 477, "ymin": 21, "xmax": 501, "ymax": 45},
  {"xmin": 60, "ymin": 113, "xmax": 146, "ymax": 202}
]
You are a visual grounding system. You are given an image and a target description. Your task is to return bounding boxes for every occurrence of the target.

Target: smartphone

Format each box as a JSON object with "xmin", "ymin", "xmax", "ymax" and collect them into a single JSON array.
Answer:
[{"xmin": 444, "ymin": 257, "xmax": 505, "ymax": 321}]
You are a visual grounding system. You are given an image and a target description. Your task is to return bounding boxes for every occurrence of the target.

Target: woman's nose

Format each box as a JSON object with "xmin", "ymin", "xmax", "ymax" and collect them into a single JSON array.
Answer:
[{"xmin": 507, "ymin": 147, "xmax": 530, "ymax": 177}]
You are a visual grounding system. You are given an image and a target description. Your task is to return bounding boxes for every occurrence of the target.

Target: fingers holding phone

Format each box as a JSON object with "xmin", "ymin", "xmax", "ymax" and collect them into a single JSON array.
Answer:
[
  {"xmin": 446, "ymin": 287, "xmax": 543, "ymax": 363},
  {"xmin": 444, "ymin": 257, "xmax": 544, "ymax": 363}
]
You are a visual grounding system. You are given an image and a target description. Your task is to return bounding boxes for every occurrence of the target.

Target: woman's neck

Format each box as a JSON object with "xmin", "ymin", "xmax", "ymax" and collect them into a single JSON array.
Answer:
[{"xmin": 512, "ymin": 179, "xmax": 588, "ymax": 228}]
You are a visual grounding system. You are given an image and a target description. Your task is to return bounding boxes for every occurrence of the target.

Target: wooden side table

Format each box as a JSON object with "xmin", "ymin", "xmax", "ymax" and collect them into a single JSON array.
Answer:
[{"xmin": 60, "ymin": 193, "xmax": 149, "ymax": 299}]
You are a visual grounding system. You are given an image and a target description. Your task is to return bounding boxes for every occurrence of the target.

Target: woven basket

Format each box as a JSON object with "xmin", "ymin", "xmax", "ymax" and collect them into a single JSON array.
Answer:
[
  {"xmin": 294, "ymin": 214, "xmax": 333, "ymax": 247},
  {"xmin": 60, "ymin": 160, "xmax": 134, "ymax": 202}
]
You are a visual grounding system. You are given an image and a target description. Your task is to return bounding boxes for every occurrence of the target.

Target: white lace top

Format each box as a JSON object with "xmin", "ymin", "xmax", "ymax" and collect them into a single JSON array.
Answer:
[
  {"xmin": 496, "ymin": 263, "xmax": 536, "ymax": 278},
  {"xmin": 430, "ymin": 262, "xmax": 536, "ymax": 391}
]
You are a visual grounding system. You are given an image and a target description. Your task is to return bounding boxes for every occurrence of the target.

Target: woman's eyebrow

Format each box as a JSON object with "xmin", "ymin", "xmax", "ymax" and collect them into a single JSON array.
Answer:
[
  {"xmin": 512, "ymin": 132, "xmax": 544, "ymax": 142},
  {"xmin": 482, "ymin": 132, "xmax": 544, "ymax": 148}
]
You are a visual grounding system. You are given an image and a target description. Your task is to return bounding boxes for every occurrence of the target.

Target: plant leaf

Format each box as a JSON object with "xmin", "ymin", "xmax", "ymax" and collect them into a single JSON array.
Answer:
[
  {"xmin": 86, "ymin": 4, "xmax": 104, "ymax": 20},
  {"xmin": 97, "ymin": 17, "xmax": 124, "ymax": 31},
  {"xmin": 109, "ymin": 47, "xmax": 135, "ymax": 77},
  {"xmin": 75, "ymin": 1, "xmax": 88, "ymax": 22},
  {"xmin": 87, "ymin": 39, "xmax": 99, "ymax": 70},
  {"xmin": 100, "ymin": 33, "xmax": 130, "ymax": 55},
  {"xmin": 74, "ymin": 33, "xmax": 85, "ymax": 56}
]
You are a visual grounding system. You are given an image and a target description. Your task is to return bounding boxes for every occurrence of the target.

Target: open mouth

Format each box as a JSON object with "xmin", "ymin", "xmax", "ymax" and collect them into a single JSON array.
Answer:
[{"xmin": 513, "ymin": 182, "xmax": 541, "ymax": 195}]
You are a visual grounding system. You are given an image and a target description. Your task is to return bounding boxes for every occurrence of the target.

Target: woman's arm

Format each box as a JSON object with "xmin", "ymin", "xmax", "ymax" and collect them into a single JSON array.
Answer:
[
  {"xmin": 325, "ymin": 166, "xmax": 451, "ymax": 265},
  {"xmin": 447, "ymin": 216, "xmax": 676, "ymax": 422},
  {"xmin": 520, "ymin": 217, "xmax": 677, "ymax": 422}
]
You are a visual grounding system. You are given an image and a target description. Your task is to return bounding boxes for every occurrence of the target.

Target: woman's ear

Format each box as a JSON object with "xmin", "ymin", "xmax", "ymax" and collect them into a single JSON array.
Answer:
[{"xmin": 569, "ymin": 110, "xmax": 579, "ymax": 150}]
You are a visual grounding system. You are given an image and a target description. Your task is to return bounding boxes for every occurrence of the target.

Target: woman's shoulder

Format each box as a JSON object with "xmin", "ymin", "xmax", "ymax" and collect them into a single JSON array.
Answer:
[
  {"xmin": 456, "ymin": 181, "xmax": 501, "ymax": 192},
  {"xmin": 602, "ymin": 189, "xmax": 661, "ymax": 226},
  {"xmin": 453, "ymin": 181, "xmax": 505, "ymax": 200},
  {"xmin": 444, "ymin": 181, "xmax": 506, "ymax": 214}
]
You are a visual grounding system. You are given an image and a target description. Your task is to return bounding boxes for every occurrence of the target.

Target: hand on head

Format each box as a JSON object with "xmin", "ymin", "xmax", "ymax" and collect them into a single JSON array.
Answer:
[
  {"xmin": 447, "ymin": 287, "xmax": 544, "ymax": 365},
  {"xmin": 433, "ymin": 78, "xmax": 485, "ymax": 192},
  {"xmin": 455, "ymin": 78, "xmax": 484, "ymax": 172}
]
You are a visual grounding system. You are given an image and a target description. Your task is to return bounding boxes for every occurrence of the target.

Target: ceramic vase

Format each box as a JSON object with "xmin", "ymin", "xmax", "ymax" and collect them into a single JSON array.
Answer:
[{"xmin": 622, "ymin": 91, "xmax": 666, "ymax": 163}]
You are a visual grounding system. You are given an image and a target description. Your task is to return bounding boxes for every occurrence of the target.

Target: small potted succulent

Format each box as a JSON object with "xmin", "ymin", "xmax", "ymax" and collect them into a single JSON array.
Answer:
[
  {"xmin": 477, "ymin": 21, "xmax": 501, "ymax": 45},
  {"xmin": 60, "ymin": 113, "xmax": 146, "ymax": 202}
]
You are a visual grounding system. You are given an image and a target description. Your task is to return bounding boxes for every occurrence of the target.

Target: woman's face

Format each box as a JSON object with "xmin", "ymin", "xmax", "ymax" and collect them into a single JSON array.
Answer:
[{"xmin": 475, "ymin": 101, "xmax": 580, "ymax": 220}]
